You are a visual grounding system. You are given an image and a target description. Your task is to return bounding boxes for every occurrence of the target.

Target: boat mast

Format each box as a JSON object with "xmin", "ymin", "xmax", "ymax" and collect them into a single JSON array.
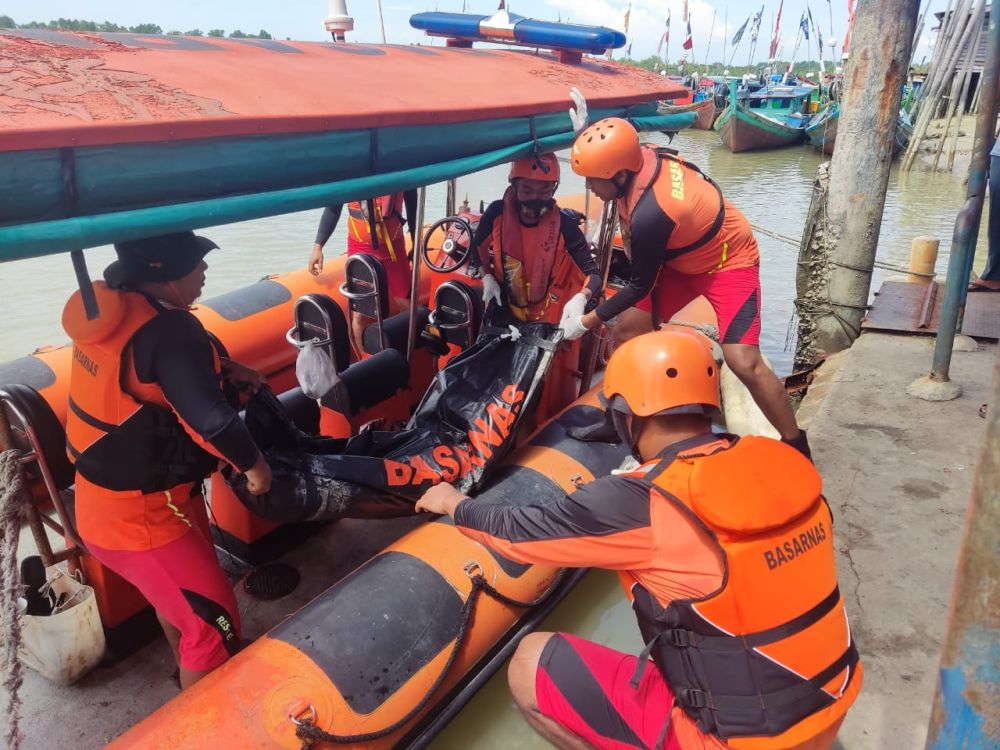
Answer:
[
  {"xmin": 375, "ymin": 0, "xmax": 387, "ymax": 44},
  {"xmin": 325, "ymin": 0, "xmax": 355, "ymax": 42},
  {"xmin": 705, "ymin": 7, "xmax": 717, "ymax": 66}
]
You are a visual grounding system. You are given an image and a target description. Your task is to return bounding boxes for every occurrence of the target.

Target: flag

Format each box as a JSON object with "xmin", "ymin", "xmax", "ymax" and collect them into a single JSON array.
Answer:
[
  {"xmin": 808, "ymin": 5, "xmax": 823, "ymax": 49},
  {"xmin": 750, "ymin": 5, "xmax": 764, "ymax": 43},
  {"xmin": 799, "ymin": 11, "xmax": 809, "ymax": 40},
  {"xmin": 627, "ymin": 41, "xmax": 633, "ymax": 56},
  {"xmin": 769, "ymin": 0, "xmax": 783, "ymax": 59},
  {"xmin": 683, "ymin": 19, "xmax": 693, "ymax": 50},
  {"xmin": 658, "ymin": 12, "xmax": 671, "ymax": 53},
  {"xmin": 732, "ymin": 15, "xmax": 750, "ymax": 45},
  {"xmin": 623, "ymin": 3, "xmax": 632, "ymax": 34}
]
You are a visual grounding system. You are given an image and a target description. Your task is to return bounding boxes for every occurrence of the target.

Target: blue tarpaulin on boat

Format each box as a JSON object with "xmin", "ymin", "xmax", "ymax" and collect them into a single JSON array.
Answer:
[{"xmin": 0, "ymin": 110, "xmax": 694, "ymax": 261}]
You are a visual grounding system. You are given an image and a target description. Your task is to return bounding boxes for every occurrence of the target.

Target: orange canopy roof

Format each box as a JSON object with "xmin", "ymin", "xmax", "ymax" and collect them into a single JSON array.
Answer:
[{"xmin": 0, "ymin": 30, "xmax": 684, "ymax": 152}]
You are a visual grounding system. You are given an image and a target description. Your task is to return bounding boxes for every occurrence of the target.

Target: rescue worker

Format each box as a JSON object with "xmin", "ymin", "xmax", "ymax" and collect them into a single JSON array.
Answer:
[
  {"xmin": 63, "ymin": 232, "xmax": 272, "ymax": 690},
  {"xmin": 469, "ymin": 152, "xmax": 603, "ymax": 418},
  {"xmin": 307, "ymin": 191, "xmax": 419, "ymax": 349},
  {"xmin": 416, "ymin": 329, "xmax": 862, "ymax": 750},
  {"xmin": 471, "ymin": 153, "xmax": 602, "ymax": 319},
  {"xmin": 561, "ymin": 118, "xmax": 810, "ymax": 457}
]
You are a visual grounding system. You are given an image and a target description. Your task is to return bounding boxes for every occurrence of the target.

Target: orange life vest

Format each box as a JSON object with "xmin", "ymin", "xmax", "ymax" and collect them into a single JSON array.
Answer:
[
  {"xmin": 623, "ymin": 436, "xmax": 862, "ymax": 748},
  {"xmin": 347, "ymin": 194, "xmax": 406, "ymax": 261},
  {"xmin": 489, "ymin": 189, "xmax": 584, "ymax": 323},
  {"xmin": 617, "ymin": 147, "xmax": 759, "ymax": 275},
  {"xmin": 64, "ymin": 283, "xmax": 220, "ymax": 494}
]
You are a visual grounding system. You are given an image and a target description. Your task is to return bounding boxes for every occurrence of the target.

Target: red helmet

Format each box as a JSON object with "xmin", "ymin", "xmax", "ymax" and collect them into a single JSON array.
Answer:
[{"xmin": 509, "ymin": 153, "xmax": 560, "ymax": 183}]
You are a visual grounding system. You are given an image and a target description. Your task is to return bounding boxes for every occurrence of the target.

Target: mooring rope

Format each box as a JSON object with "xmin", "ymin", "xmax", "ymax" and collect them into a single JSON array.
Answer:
[
  {"xmin": 0, "ymin": 449, "xmax": 26, "ymax": 750},
  {"xmin": 751, "ymin": 222, "xmax": 935, "ymax": 278}
]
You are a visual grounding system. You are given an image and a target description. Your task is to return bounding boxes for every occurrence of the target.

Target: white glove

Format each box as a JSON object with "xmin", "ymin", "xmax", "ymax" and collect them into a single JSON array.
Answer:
[
  {"xmin": 482, "ymin": 273, "xmax": 502, "ymax": 308},
  {"xmin": 569, "ymin": 87, "xmax": 589, "ymax": 134},
  {"xmin": 562, "ymin": 292, "xmax": 587, "ymax": 322},
  {"xmin": 559, "ymin": 295, "xmax": 590, "ymax": 340}
]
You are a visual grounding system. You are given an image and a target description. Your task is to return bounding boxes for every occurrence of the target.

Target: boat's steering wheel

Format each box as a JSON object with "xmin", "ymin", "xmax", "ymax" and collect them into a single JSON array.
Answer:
[{"xmin": 421, "ymin": 216, "xmax": 474, "ymax": 273}]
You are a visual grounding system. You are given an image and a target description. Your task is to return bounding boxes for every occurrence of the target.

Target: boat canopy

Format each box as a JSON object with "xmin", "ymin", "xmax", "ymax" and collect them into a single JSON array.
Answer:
[
  {"xmin": 745, "ymin": 86, "xmax": 816, "ymax": 101},
  {"xmin": 0, "ymin": 30, "xmax": 690, "ymax": 262}
]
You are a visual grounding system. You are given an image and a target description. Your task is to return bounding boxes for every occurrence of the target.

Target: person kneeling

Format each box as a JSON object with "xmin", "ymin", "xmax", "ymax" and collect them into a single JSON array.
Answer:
[{"xmin": 417, "ymin": 329, "xmax": 862, "ymax": 749}]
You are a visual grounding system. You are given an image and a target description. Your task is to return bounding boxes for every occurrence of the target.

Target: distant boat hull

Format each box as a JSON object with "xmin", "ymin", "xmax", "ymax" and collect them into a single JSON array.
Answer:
[
  {"xmin": 714, "ymin": 105, "xmax": 806, "ymax": 152},
  {"xmin": 807, "ymin": 104, "xmax": 913, "ymax": 157},
  {"xmin": 658, "ymin": 98, "xmax": 715, "ymax": 130},
  {"xmin": 806, "ymin": 105, "xmax": 839, "ymax": 154}
]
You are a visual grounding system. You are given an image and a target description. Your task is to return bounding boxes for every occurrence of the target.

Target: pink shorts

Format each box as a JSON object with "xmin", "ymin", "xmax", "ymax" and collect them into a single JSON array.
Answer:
[
  {"xmin": 536, "ymin": 633, "xmax": 682, "ymax": 750},
  {"xmin": 636, "ymin": 265, "xmax": 761, "ymax": 345},
  {"xmin": 87, "ymin": 527, "xmax": 242, "ymax": 671}
]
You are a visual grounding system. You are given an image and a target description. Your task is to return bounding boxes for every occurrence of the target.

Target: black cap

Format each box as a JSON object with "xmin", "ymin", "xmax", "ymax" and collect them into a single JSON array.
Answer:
[{"xmin": 104, "ymin": 231, "xmax": 218, "ymax": 289}]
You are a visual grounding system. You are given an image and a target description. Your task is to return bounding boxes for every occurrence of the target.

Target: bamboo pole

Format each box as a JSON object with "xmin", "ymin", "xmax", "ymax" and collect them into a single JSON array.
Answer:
[
  {"xmin": 933, "ymin": 4, "xmax": 985, "ymax": 171},
  {"xmin": 918, "ymin": 0, "xmax": 959, "ymax": 108},
  {"xmin": 911, "ymin": 0, "xmax": 952, "ymax": 113},
  {"xmin": 946, "ymin": 14, "xmax": 986, "ymax": 170},
  {"xmin": 908, "ymin": 0, "xmax": 974, "ymax": 146},
  {"xmin": 903, "ymin": 0, "xmax": 980, "ymax": 170},
  {"xmin": 805, "ymin": 0, "xmax": 920, "ymax": 356}
]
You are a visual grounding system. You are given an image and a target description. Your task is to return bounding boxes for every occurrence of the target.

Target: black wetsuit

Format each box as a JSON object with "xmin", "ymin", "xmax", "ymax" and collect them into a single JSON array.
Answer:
[
  {"xmin": 130, "ymin": 309, "xmax": 258, "ymax": 472},
  {"xmin": 592, "ymin": 195, "xmax": 675, "ymax": 322}
]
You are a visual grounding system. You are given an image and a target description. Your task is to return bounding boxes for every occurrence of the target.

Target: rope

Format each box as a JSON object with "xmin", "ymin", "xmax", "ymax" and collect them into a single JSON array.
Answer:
[
  {"xmin": 0, "ymin": 450, "xmax": 26, "ymax": 750},
  {"xmin": 295, "ymin": 570, "xmax": 565, "ymax": 748},
  {"xmin": 750, "ymin": 222, "xmax": 935, "ymax": 278}
]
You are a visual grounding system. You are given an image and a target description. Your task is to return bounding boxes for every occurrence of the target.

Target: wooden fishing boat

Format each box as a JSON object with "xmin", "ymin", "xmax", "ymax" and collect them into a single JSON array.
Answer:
[
  {"xmin": 0, "ymin": 28, "xmax": 693, "ymax": 749},
  {"xmin": 714, "ymin": 85, "xmax": 814, "ymax": 152},
  {"xmin": 806, "ymin": 102, "xmax": 914, "ymax": 156},
  {"xmin": 658, "ymin": 97, "xmax": 716, "ymax": 130}
]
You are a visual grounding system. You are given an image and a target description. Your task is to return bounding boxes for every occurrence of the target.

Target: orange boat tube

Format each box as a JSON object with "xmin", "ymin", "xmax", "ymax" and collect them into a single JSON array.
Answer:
[
  {"xmin": 107, "ymin": 389, "xmax": 627, "ymax": 749},
  {"xmin": 0, "ymin": 252, "xmax": 439, "ymax": 423}
]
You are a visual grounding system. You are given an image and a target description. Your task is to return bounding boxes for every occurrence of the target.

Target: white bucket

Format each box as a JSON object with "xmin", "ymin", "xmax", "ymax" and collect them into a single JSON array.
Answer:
[{"xmin": 19, "ymin": 567, "xmax": 106, "ymax": 685}]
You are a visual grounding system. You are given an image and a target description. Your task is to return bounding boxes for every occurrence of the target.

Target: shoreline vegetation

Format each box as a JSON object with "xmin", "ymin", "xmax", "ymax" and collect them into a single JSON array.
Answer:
[{"xmin": 0, "ymin": 15, "xmax": 273, "ymax": 39}]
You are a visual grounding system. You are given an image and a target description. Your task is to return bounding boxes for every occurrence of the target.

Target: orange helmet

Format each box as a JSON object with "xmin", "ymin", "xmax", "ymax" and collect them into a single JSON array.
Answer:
[
  {"xmin": 509, "ymin": 153, "xmax": 560, "ymax": 183},
  {"xmin": 571, "ymin": 118, "xmax": 644, "ymax": 180},
  {"xmin": 603, "ymin": 329, "xmax": 720, "ymax": 418}
]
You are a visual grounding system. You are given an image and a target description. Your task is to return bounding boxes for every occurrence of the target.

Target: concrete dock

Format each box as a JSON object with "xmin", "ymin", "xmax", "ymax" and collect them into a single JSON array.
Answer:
[{"xmin": 800, "ymin": 331, "xmax": 996, "ymax": 749}]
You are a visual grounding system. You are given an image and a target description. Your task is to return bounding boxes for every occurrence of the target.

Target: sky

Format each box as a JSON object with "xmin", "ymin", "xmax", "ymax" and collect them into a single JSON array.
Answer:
[{"xmin": 3, "ymin": 0, "xmax": 941, "ymax": 67}]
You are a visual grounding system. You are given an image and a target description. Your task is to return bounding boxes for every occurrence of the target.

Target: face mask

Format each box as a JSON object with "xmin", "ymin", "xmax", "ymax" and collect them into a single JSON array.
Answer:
[{"xmin": 515, "ymin": 197, "xmax": 555, "ymax": 222}]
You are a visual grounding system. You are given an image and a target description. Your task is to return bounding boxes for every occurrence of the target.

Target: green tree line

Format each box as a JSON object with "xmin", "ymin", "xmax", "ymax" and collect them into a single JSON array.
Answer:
[
  {"xmin": 618, "ymin": 54, "xmax": 836, "ymax": 79},
  {"xmin": 0, "ymin": 16, "xmax": 271, "ymax": 39}
]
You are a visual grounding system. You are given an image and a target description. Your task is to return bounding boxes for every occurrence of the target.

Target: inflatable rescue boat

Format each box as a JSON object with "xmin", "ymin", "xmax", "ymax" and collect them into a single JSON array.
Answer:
[{"xmin": 0, "ymin": 29, "xmax": 691, "ymax": 748}]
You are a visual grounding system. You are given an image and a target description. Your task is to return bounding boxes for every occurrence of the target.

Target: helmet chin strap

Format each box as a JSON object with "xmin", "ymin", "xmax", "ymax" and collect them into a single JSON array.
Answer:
[
  {"xmin": 611, "ymin": 172, "xmax": 633, "ymax": 200},
  {"xmin": 611, "ymin": 410, "xmax": 646, "ymax": 461}
]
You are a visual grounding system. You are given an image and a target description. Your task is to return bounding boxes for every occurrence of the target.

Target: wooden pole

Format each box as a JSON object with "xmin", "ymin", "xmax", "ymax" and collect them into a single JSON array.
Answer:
[
  {"xmin": 917, "ymin": 0, "xmax": 959, "ymax": 111},
  {"xmin": 934, "ymin": 6, "xmax": 984, "ymax": 172},
  {"xmin": 921, "ymin": 0, "xmax": 968, "ymax": 113},
  {"xmin": 904, "ymin": 0, "xmax": 980, "ymax": 170},
  {"xmin": 947, "ymin": 14, "xmax": 986, "ymax": 170},
  {"xmin": 805, "ymin": 0, "xmax": 920, "ymax": 356},
  {"xmin": 906, "ymin": 0, "xmax": 962, "ymax": 142}
]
